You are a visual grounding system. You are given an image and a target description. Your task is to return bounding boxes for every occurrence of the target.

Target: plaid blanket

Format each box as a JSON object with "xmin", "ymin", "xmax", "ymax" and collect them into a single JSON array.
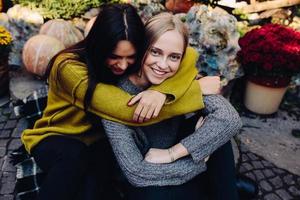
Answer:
[
  {"xmin": 11, "ymin": 85, "xmax": 48, "ymax": 200},
  {"xmin": 11, "ymin": 146, "xmax": 45, "ymax": 200}
]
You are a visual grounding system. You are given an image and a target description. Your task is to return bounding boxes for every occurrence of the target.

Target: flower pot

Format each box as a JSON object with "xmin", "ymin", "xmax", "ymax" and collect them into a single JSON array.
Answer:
[
  {"xmin": 0, "ymin": 56, "xmax": 9, "ymax": 97},
  {"xmin": 244, "ymin": 80, "xmax": 287, "ymax": 115},
  {"xmin": 165, "ymin": 0, "xmax": 194, "ymax": 13}
]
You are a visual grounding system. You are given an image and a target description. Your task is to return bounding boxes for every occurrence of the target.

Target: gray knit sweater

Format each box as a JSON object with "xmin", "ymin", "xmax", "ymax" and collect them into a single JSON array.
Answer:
[{"xmin": 101, "ymin": 78, "xmax": 242, "ymax": 187}]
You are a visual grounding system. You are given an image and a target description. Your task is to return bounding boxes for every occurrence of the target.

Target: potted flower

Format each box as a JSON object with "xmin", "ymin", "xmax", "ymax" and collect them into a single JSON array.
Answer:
[
  {"xmin": 237, "ymin": 24, "xmax": 300, "ymax": 114},
  {"xmin": 0, "ymin": 25, "xmax": 12, "ymax": 97}
]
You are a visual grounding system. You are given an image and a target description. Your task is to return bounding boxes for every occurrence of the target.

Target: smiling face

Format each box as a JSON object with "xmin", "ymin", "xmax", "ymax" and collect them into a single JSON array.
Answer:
[
  {"xmin": 105, "ymin": 40, "xmax": 136, "ymax": 75},
  {"xmin": 141, "ymin": 30, "xmax": 184, "ymax": 85}
]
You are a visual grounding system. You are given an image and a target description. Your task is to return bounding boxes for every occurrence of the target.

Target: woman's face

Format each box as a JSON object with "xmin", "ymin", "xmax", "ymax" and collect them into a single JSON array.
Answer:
[
  {"xmin": 142, "ymin": 30, "xmax": 184, "ymax": 85},
  {"xmin": 106, "ymin": 40, "xmax": 136, "ymax": 75}
]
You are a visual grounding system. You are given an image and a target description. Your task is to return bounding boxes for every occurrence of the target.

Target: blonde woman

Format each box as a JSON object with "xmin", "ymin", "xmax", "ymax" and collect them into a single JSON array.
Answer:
[{"xmin": 102, "ymin": 12, "xmax": 241, "ymax": 200}]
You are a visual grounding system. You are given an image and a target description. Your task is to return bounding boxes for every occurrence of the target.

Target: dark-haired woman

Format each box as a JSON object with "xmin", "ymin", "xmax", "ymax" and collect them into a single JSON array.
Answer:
[{"xmin": 21, "ymin": 4, "xmax": 219, "ymax": 200}]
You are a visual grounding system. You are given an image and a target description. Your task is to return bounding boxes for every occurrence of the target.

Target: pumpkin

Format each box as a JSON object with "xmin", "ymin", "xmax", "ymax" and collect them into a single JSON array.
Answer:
[
  {"xmin": 7, "ymin": 4, "xmax": 44, "ymax": 25},
  {"xmin": 22, "ymin": 34, "xmax": 65, "ymax": 77},
  {"xmin": 84, "ymin": 16, "xmax": 96, "ymax": 37},
  {"xmin": 40, "ymin": 19, "xmax": 84, "ymax": 48},
  {"xmin": 165, "ymin": 0, "xmax": 194, "ymax": 13}
]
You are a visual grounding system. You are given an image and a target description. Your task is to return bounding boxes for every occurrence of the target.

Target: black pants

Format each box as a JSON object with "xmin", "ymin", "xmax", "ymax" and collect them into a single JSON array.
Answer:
[{"xmin": 31, "ymin": 136, "xmax": 115, "ymax": 200}]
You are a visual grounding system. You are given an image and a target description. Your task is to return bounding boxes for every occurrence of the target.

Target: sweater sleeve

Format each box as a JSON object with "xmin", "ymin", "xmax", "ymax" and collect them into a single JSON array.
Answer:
[
  {"xmin": 180, "ymin": 95, "xmax": 243, "ymax": 163},
  {"xmin": 50, "ymin": 53, "xmax": 204, "ymax": 126},
  {"xmin": 101, "ymin": 118, "xmax": 206, "ymax": 187}
]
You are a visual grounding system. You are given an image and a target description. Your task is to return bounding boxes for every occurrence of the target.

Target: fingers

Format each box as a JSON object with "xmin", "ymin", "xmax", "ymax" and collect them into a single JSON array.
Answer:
[
  {"xmin": 195, "ymin": 116, "xmax": 205, "ymax": 129},
  {"xmin": 153, "ymin": 104, "xmax": 163, "ymax": 119},
  {"xmin": 204, "ymin": 156, "xmax": 210, "ymax": 162},
  {"xmin": 137, "ymin": 104, "xmax": 151, "ymax": 123},
  {"xmin": 128, "ymin": 93, "xmax": 142, "ymax": 106},
  {"xmin": 145, "ymin": 106, "xmax": 155, "ymax": 122},
  {"xmin": 133, "ymin": 102, "xmax": 144, "ymax": 122}
]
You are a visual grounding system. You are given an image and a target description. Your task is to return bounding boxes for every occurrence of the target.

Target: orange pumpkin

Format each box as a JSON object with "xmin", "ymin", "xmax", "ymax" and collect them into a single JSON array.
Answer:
[
  {"xmin": 22, "ymin": 34, "xmax": 65, "ymax": 77},
  {"xmin": 40, "ymin": 19, "xmax": 84, "ymax": 48},
  {"xmin": 165, "ymin": 0, "xmax": 194, "ymax": 13}
]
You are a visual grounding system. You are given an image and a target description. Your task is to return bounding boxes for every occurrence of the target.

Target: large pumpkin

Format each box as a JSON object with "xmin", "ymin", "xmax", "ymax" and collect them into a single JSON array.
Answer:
[
  {"xmin": 40, "ymin": 19, "xmax": 84, "ymax": 48},
  {"xmin": 22, "ymin": 34, "xmax": 65, "ymax": 77}
]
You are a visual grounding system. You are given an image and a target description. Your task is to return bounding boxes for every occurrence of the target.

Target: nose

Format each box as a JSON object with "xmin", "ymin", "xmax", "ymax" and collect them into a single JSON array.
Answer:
[
  {"xmin": 118, "ymin": 58, "xmax": 129, "ymax": 70},
  {"xmin": 157, "ymin": 57, "xmax": 168, "ymax": 69}
]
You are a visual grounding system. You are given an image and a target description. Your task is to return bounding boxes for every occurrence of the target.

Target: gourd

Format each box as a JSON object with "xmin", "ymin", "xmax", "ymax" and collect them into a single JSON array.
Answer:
[
  {"xmin": 22, "ymin": 34, "xmax": 65, "ymax": 77},
  {"xmin": 40, "ymin": 19, "xmax": 83, "ymax": 48}
]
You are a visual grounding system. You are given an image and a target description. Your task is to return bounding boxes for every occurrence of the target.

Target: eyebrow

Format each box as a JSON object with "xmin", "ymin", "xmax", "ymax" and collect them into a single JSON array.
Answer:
[
  {"xmin": 151, "ymin": 46, "xmax": 183, "ymax": 56},
  {"xmin": 110, "ymin": 53, "xmax": 136, "ymax": 58}
]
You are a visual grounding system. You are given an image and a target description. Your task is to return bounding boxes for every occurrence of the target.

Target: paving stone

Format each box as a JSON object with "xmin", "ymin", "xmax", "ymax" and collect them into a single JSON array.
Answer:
[
  {"xmin": 273, "ymin": 168, "xmax": 285, "ymax": 175},
  {"xmin": 248, "ymin": 152, "xmax": 259, "ymax": 161},
  {"xmin": 0, "ymin": 181, "xmax": 15, "ymax": 194},
  {"xmin": 1, "ymin": 157, "xmax": 16, "ymax": 172},
  {"xmin": 0, "ymin": 115, "xmax": 7, "ymax": 123},
  {"xmin": 263, "ymin": 169, "xmax": 275, "ymax": 178},
  {"xmin": 252, "ymin": 161, "xmax": 264, "ymax": 169},
  {"xmin": 0, "ymin": 123, "xmax": 4, "ymax": 130},
  {"xmin": 0, "ymin": 140, "xmax": 9, "ymax": 148},
  {"xmin": 243, "ymin": 163, "xmax": 253, "ymax": 171},
  {"xmin": 283, "ymin": 174, "xmax": 295, "ymax": 185},
  {"xmin": 254, "ymin": 169, "xmax": 265, "ymax": 181},
  {"xmin": 4, "ymin": 120, "xmax": 17, "ymax": 130},
  {"xmin": 264, "ymin": 193, "xmax": 281, "ymax": 200},
  {"xmin": 1, "ymin": 172, "xmax": 16, "ymax": 183},
  {"xmin": 260, "ymin": 180, "xmax": 273, "ymax": 192},
  {"xmin": 11, "ymin": 118, "xmax": 27, "ymax": 138},
  {"xmin": 270, "ymin": 176, "xmax": 283, "ymax": 189},
  {"xmin": 297, "ymin": 177, "xmax": 300, "ymax": 185},
  {"xmin": 275, "ymin": 189, "xmax": 293, "ymax": 200},
  {"xmin": 7, "ymin": 139, "xmax": 22, "ymax": 151},
  {"xmin": 0, "ymin": 195, "xmax": 14, "ymax": 200},
  {"xmin": 0, "ymin": 158, "xmax": 3, "ymax": 170},
  {"xmin": 239, "ymin": 165, "xmax": 247, "ymax": 173},
  {"xmin": 288, "ymin": 186, "xmax": 300, "ymax": 196},
  {"xmin": 1, "ymin": 107, "xmax": 11, "ymax": 116},
  {"xmin": 8, "ymin": 111, "xmax": 18, "ymax": 120},
  {"xmin": 0, "ymin": 131, "xmax": 11, "ymax": 139},
  {"xmin": 241, "ymin": 154, "xmax": 249, "ymax": 162},
  {"xmin": 0, "ymin": 148, "xmax": 5, "ymax": 157},
  {"xmin": 262, "ymin": 160, "xmax": 273, "ymax": 168},
  {"xmin": 245, "ymin": 172, "xmax": 256, "ymax": 181}
]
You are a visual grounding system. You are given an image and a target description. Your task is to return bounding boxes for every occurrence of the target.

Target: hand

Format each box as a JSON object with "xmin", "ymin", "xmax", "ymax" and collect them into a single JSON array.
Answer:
[
  {"xmin": 195, "ymin": 116, "xmax": 205, "ymax": 130},
  {"xmin": 144, "ymin": 148, "xmax": 173, "ymax": 164},
  {"xmin": 198, "ymin": 76, "xmax": 221, "ymax": 95},
  {"xmin": 127, "ymin": 90, "xmax": 166, "ymax": 123}
]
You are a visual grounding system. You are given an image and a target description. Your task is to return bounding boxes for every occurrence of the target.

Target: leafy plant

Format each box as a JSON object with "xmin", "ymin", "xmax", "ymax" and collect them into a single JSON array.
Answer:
[
  {"xmin": 12, "ymin": 0, "xmax": 108, "ymax": 19},
  {"xmin": 0, "ymin": 25, "xmax": 13, "ymax": 57}
]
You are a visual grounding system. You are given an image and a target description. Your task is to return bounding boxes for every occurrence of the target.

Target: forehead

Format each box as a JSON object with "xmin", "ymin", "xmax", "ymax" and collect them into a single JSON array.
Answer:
[
  {"xmin": 152, "ymin": 30, "xmax": 184, "ymax": 54},
  {"xmin": 113, "ymin": 40, "xmax": 136, "ymax": 56}
]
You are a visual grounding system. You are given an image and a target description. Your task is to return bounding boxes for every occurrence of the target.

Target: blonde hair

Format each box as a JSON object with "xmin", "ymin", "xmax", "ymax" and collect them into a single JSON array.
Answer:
[{"xmin": 144, "ymin": 12, "xmax": 189, "ymax": 59}]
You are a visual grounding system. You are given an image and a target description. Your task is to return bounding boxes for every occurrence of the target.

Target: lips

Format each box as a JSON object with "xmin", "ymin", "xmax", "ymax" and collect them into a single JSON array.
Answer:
[
  {"xmin": 151, "ymin": 67, "xmax": 168, "ymax": 76},
  {"xmin": 112, "ymin": 68, "xmax": 125, "ymax": 75}
]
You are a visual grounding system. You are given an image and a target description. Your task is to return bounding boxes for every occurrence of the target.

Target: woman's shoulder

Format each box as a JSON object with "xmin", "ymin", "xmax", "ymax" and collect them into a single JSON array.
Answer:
[{"xmin": 52, "ymin": 52, "xmax": 86, "ymax": 72}]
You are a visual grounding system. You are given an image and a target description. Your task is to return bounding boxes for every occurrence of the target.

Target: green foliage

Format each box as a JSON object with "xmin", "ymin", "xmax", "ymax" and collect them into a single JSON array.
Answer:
[{"xmin": 12, "ymin": 0, "xmax": 110, "ymax": 19}]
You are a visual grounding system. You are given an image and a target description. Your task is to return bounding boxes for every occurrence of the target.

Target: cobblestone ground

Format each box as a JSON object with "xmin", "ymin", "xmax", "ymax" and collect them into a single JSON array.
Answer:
[
  {"xmin": 0, "ymin": 102, "xmax": 300, "ymax": 200},
  {"xmin": 237, "ymin": 143, "xmax": 300, "ymax": 200}
]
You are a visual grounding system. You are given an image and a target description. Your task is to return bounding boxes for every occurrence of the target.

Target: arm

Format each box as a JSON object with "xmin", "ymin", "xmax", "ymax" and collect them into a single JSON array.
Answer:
[
  {"xmin": 50, "ymin": 53, "xmax": 204, "ymax": 126},
  {"xmin": 179, "ymin": 95, "xmax": 242, "ymax": 163},
  {"xmin": 101, "ymin": 118, "xmax": 206, "ymax": 187},
  {"xmin": 145, "ymin": 95, "xmax": 242, "ymax": 164}
]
